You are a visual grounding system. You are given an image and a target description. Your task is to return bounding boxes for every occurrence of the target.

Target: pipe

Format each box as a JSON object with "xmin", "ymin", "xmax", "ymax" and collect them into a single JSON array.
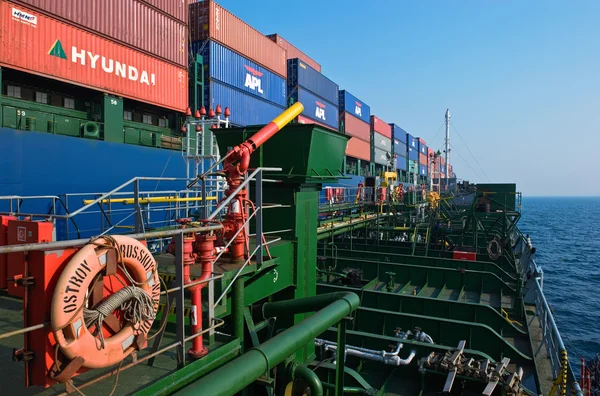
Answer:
[
  {"xmin": 262, "ymin": 292, "xmax": 358, "ymax": 319},
  {"xmin": 321, "ymin": 382, "xmax": 370, "ymax": 394},
  {"xmin": 81, "ymin": 195, "xmax": 218, "ymax": 205},
  {"xmin": 174, "ymin": 292, "xmax": 359, "ymax": 396},
  {"xmin": 293, "ymin": 365, "xmax": 323, "ymax": 396},
  {"xmin": 316, "ymin": 339, "xmax": 416, "ymax": 367}
]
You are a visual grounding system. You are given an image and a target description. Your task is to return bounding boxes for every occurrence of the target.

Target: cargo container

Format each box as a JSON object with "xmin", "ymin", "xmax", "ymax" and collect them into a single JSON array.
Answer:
[
  {"xmin": 288, "ymin": 59, "xmax": 338, "ymax": 105},
  {"xmin": 193, "ymin": 40, "xmax": 286, "ymax": 106},
  {"xmin": 266, "ymin": 34, "xmax": 321, "ymax": 72},
  {"xmin": 0, "ymin": 2, "xmax": 188, "ymax": 111},
  {"xmin": 10, "ymin": 0, "xmax": 188, "ymax": 67},
  {"xmin": 373, "ymin": 147, "xmax": 391, "ymax": 166},
  {"xmin": 419, "ymin": 153, "xmax": 428, "ymax": 166},
  {"xmin": 394, "ymin": 139, "xmax": 407, "ymax": 158},
  {"xmin": 408, "ymin": 146, "xmax": 418, "ymax": 161},
  {"xmin": 339, "ymin": 90, "xmax": 370, "ymax": 124},
  {"xmin": 418, "ymin": 140, "xmax": 427, "ymax": 156},
  {"xmin": 407, "ymin": 133, "xmax": 417, "ymax": 150},
  {"xmin": 296, "ymin": 115, "xmax": 331, "ymax": 130},
  {"xmin": 373, "ymin": 132, "xmax": 392, "ymax": 151},
  {"xmin": 395, "ymin": 155, "xmax": 407, "ymax": 171},
  {"xmin": 204, "ymin": 81, "xmax": 285, "ymax": 126},
  {"xmin": 419, "ymin": 164, "xmax": 428, "ymax": 177},
  {"xmin": 427, "ymin": 147, "xmax": 435, "ymax": 161},
  {"xmin": 408, "ymin": 159, "xmax": 418, "ymax": 174},
  {"xmin": 340, "ymin": 112, "xmax": 369, "ymax": 141},
  {"xmin": 289, "ymin": 87, "xmax": 338, "ymax": 130},
  {"xmin": 346, "ymin": 137, "xmax": 370, "ymax": 161},
  {"xmin": 370, "ymin": 116, "xmax": 391, "ymax": 139},
  {"xmin": 190, "ymin": 1, "xmax": 287, "ymax": 77},
  {"xmin": 140, "ymin": 0, "xmax": 194, "ymax": 23},
  {"xmin": 391, "ymin": 124, "xmax": 407, "ymax": 143}
]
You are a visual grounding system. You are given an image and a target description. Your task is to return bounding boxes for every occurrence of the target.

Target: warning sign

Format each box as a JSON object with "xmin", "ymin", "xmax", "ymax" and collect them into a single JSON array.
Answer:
[{"xmin": 17, "ymin": 226, "xmax": 26, "ymax": 242}]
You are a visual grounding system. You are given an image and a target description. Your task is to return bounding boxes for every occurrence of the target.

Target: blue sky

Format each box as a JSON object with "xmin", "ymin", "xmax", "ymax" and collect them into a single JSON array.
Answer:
[{"xmin": 217, "ymin": 0, "xmax": 600, "ymax": 196}]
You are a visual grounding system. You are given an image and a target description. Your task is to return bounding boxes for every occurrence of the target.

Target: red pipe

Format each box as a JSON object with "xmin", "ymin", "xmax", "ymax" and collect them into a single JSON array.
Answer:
[
  {"xmin": 587, "ymin": 368, "xmax": 591, "ymax": 396},
  {"xmin": 581, "ymin": 357, "xmax": 585, "ymax": 390}
]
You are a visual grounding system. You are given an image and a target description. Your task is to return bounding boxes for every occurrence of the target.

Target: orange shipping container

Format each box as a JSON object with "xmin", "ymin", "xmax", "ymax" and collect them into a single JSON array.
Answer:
[
  {"xmin": 419, "ymin": 153, "xmax": 428, "ymax": 166},
  {"xmin": 266, "ymin": 34, "xmax": 321, "ymax": 72},
  {"xmin": 346, "ymin": 137, "xmax": 370, "ymax": 161},
  {"xmin": 0, "ymin": 1, "xmax": 188, "ymax": 111},
  {"xmin": 190, "ymin": 1, "xmax": 287, "ymax": 78}
]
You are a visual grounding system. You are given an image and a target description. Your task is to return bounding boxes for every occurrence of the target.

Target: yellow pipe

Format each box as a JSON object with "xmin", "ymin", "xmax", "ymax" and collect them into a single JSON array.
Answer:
[
  {"xmin": 272, "ymin": 102, "xmax": 304, "ymax": 129},
  {"xmin": 82, "ymin": 196, "xmax": 218, "ymax": 205}
]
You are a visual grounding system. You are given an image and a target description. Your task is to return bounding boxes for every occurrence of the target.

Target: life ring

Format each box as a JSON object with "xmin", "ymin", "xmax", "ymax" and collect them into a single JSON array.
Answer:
[{"xmin": 51, "ymin": 235, "xmax": 160, "ymax": 370}]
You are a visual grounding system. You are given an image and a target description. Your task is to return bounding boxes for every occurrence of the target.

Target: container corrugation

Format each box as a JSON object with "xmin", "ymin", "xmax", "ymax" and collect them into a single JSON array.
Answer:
[
  {"xmin": 370, "ymin": 116, "xmax": 391, "ymax": 138},
  {"xmin": 341, "ymin": 112, "xmax": 369, "ymax": 141},
  {"xmin": 205, "ymin": 80, "xmax": 285, "ymax": 126},
  {"xmin": 391, "ymin": 124, "xmax": 407, "ymax": 143},
  {"xmin": 419, "ymin": 164, "xmax": 428, "ymax": 176},
  {"xmin": 396, "ymin": 155, "xmax": 407, "ymax": 171},
  {"xmin": 407, "ymin": 133, "xmax": 417, "ymax": 150},
  {"xmin": 427, "ymin": 147, "xmax": 435, "ymax": 159},
  {"xmin": 373, "ymin": 147, "xmax": 390, "ymax": 166},
  {"xmin": 408, "ymin": 146, "xmax": 418, "ymax": 161},
  {"xmin": 139, "ymin": 0, "xmax": 194, "ymax": 23},
  {"xmin": 419, "ymin": 153, "xmax": 428, "ymax": 166},
  {"xmin": 0, "ymin": 2, "xmax": 188, "ymax": 111},
  {"xmin": 394, "ymin": 139, "xmax": 407, "ymax": 157},
  {"xmin": 288, "ymin": 59, "xmax": 339, "ymax": 105},
  {"xmin": 346, "ymin": 137, "xmax": 370, "ymax": 161},
  {"xmin": 339, "ymin": 90, "xmax": 370, "ymax": 124},
  {"xmin": 418, "ymin": 141, "xmax": 427, "ymax": 155},
  {"xmin": 266, "ymin": 33, "xmax": 321, "ymax": 72},
  {"xmin": 373, "ymin": 132, "xmax": 392, "ymax": 151},
  {"xmin": 193, "ymin": 40, "xmax": 286, "ymax": 106},
  {"xmin": 289, "ymin": 87, "xmax": 338, "ymax": 130},
  {"xmin": 11, "ymin": 0, "xmax": 188, "ymax": 66},
  {"xmin": 296, "ymin": 115, "xmax": 331, "ymax": 130},
  {"xmin": 189, "ymin": 1, "xmax": 287, "ymax": 77}
]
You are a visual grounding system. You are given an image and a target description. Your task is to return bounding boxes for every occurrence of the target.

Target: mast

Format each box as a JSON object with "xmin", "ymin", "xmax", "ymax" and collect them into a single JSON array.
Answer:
[{"xmin": 444, "ymin": 109, "xmax": 450, "ymax": 188}]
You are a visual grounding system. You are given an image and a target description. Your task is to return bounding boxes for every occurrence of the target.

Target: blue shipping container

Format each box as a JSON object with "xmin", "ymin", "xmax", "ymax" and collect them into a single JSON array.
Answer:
[
  {"xmin": 394, "ymin": 139, "xmax": 407, "ymax": 157},
  {"xmin": 391, "ymin": 124, "xmax": 407, "ymax": 143},
  {"xmin": 407, "ymin": 133, "xmax": 418, "ymax": 150},
  {"xmin": 193, "ymin": 41, "xmax": 287, "ymax": 107},
  {"xmin": 290, "ymin": 87, "xmax": 339, "ymax": 129},
  {"xmin": 408, "ymin": 146, "xmax": 419, "ymax": 161},
  {"xmin": 205, "ymin": 81, "xmax": 285, "ymax": 127},
  {"xmin": 418, "ymin": 141, "xmax": 427, "ymax": 155},
  {"xmin": 419, "ymin": 164, "xmax": 428, "ymax": 176},
  {"xmin": 396, "ymin": 155, "xmax": 408, "ymax": 171},
  {"xmin": 339, "ymin": 90, "xmax": 370, "ymax": 124},
  {"xmin": 288, "ymin": 58, "xmax": 339, "ymax": 106}
]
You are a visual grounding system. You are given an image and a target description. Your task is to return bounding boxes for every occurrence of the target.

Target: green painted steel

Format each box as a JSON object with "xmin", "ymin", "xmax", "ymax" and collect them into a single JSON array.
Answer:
[
  {"xmin": 294, "ymin": 365, "xmax": 324, "ymax": 396},
  {"xmin": 214, "ymin": 124, "xmax": 349, "ymax": 183},
  {"xmin": 476, "ymin": 183, "xmax": 517, "ymax": 211},
  {"xmin": 103, "ymin": 95, "xmax": 124, "ymax": 143},
  {"xmin": 173, "ymin": 293, "xmax": 359, "ymax": 396},
  {"xmin": 263, "ymin": 292, "xmax": 359, "ymax": 318}
]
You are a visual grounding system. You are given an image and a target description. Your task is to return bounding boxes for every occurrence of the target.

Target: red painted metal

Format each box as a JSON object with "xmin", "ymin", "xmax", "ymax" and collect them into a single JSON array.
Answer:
[
  {"xmin": 296, "ymin": 115, "xmax": 331, "ymax": 130},
  {"xmin": 341, "ymin": 112, "xmax": 369, "ymax": 141},
  {"xmin": 346, "ymin": 137, "xmax": 370, "ymax": 161},
  {"xmin": 0, "ymin": 1, "xmax": 188, "ymax": 111},
  {"xmin": 453, "ymin": 251, "xmax": 477, "ymax": 261},
  {"xmin": 139, "ymin": 0, "xmax": 195, "ymax": 23},
  {"xmin": 266, "ymin": 33, "xmax": 321, "ymax": 72},
  {"xmin": 427, "ymin": 147, "xmax": 435, "ymax": 159},
  {"xmin": 418, "ymin": 137, "xmax": 426, "ymax": 145},
  {"xmin": 10, "ymin": 0, "xmax": 188, "ymax": 66},
  {"xmin": 370, "ymin": 115, "xmax": 392, "ymax": 138},
  {"xmin": 0, "ymin": 215, "xmax": 16, "ymax": 289},
  {"xmin": 7, "ymin": 219, "xmax": 53, "ymax": 298},
  {"xmin": 419, "ymin": 153, "xmax": 428, "ymax": 166},
  {"xmin": 189, "ymin": 0, "xmax": 287, "ymax": 78}
]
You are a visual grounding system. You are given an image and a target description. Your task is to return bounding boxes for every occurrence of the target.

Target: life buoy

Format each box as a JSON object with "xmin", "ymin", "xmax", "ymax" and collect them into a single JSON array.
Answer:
[{"xmin": 51, "ymin": 235, "xmax": 160, "ymax": 370}]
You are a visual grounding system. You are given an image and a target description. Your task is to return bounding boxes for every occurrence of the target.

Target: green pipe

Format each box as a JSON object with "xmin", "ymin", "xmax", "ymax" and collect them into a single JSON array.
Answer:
[
  {"xmin": 174, "ymin": 292, "xmax": 359, "ymax": 396},
  {"xmin": 317, "ymin": 222, "xmax": 370, "ymax": 241},
  {"xmin": 293, "ymin": 365, "xmax": 323, "ymax": 396},
  {"xmin": 321, "ymin": 382, "xmax": 369, "ymax": 394},
  {"xmin": 233, "ymin": 277, "xmax": 245, "ymax": 343},
  {"xmin": 262, "ymin": 292, "xmax": 357, "ymax": 319}
]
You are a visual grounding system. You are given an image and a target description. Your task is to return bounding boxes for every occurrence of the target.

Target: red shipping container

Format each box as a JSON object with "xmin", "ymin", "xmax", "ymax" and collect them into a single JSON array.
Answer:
[
  {"xmin": 418, "ymin": 137, "xmax": 426, "ymax": 145},
  {"xmin": 346, "ymin": 137, "xmax": 370, "ymax": 161},
  {"xmin": 427, "ymin": 147, "xmax": 435, "ymax": 158},
  {"xmin": 341, "ymin": 112, "xmax": 369, "ymax": 141},
  {"xmin": 296, "ymin": 115, "xmax": 333, "ymax": 130},
  {"xmin": 11, "ymin": 0, "xmax": 188, "ymax": 66},
  {"xmin": 419, "ymin": 153, "xmax": 428, "ymax": 166},
  {"xmin": 139, "ymin": 0, "xmax": 195, "ymax": 23},
  {"xmin": 0, "ymin": 1, "xmax": 188, "ymax": 111},
  {"xmin": 190, "ymin": 1, "xmax": 287, "ymax": 78},
  {"xmin": 266, "ymin": 33, "xmax": 321, "ymax": 72},
  {"xmin": 370, "ymin": 115, "xmax": 392, "ymax": 138}
]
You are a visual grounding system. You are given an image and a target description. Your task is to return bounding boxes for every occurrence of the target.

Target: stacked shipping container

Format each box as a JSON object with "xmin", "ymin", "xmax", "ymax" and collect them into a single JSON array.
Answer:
[
  {"xmin": 418, "ymin": 138, "xmax": 428, "ymax": 177},
  {"xmin": 266, "ymin": 34, "xmax": 321, "ymax": 72},
  {"xmin": 0, "ymin": 0, "xmax": 188, "ymax": 110},
  {"xmin": 339, "ymin": 90, "xmax": 370, "ymax": 161},
  {"xmin": 288, "ymin": 59, "xmax": 339, "ymax": 130},
  {"xmin": 391, "ymin": 124, "xmax": 408, "ymax": 171},
  {"xmin": 370, "ymin": 116, "xmax": 392, "ymax": 167}
]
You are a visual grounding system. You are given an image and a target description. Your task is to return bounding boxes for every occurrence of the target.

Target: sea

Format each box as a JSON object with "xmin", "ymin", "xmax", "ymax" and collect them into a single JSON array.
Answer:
[{"xmin": 519, "ymin": 196, "xmax": 600, "ymax": 365}]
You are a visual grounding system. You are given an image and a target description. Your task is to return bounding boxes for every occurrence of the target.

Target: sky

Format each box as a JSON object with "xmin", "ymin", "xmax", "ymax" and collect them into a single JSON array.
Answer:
[{"xmin": 216, "ymin": 0, "xmax": 600, "ymax": 196}]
